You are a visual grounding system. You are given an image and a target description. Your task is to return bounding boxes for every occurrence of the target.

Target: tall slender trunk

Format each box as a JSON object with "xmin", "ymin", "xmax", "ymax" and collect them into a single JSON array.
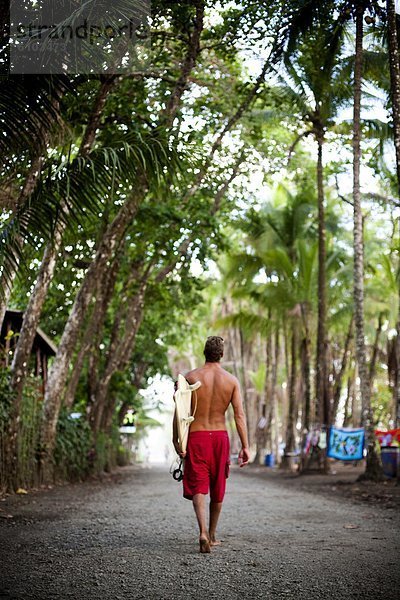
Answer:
[
  {"xmin": 315, "ymin": 134, "xmax": 328, "ymax": 428},
  {"xmin": 281, "ymin": 320, "xmax": 290, "ymax": 440},
  {"xmin": 387, "ymin": 0, "xmax": 400, "ymax": 428},
  {"xmin": 353, "ymin": 5, "xmax": 382, "ymax": 480},
  {"xmin": 300, "ymin": 303, "xmax": 312, "ymax": 431},
  {"xmin": 299, "ymin": 305, "xmax": 312, "ymax": 473},
  {"xmin": 352, "ymin": 364, "xmax": 361, "ymax": 426},
  {"xmin": 353, "ymin": 5, "xmax": 369, "ymax": 426},
  {"xmin": 343, "ymin": 375, "xmax": 353, "ymax": 427},
  {"xmin": 282, "ymin": 326, "xmax": 297, "ymax": 468},
  {"xmin": 254, "ymin": 332, "xmax": 271, "ymax": 464},
  {"xmin": 332, "ymin": 316, "xmax": 354, "ymax": 422},
  {"xmin": 271, "ymin": 328, "xmax": 280, "ymax": 464},
  {"xmin": 387, "ymin": 0, "xmax": 400, "ymax": 196},
  {"xmin": 368, "ymin": 313, "xmax": 383, "ymax": 395},
  {"xmin": 238, "ymin": 326, "xmax": 251, "ymax": 446}
]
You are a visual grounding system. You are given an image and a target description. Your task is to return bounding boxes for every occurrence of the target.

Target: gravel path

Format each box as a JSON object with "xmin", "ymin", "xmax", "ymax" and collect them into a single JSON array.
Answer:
[{"xmin": 0, "ymin": 465, "xmax": 399, "ymax": 600}]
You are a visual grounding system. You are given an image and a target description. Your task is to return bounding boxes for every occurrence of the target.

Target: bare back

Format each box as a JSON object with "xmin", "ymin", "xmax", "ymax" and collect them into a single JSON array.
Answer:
[{"xmin": 185, "ymin": 362, "xmax": 237, "ymax": 431}]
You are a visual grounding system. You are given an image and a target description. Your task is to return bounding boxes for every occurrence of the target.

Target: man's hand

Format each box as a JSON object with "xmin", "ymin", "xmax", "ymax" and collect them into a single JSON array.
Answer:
[
  {"xmin": 238, "ymin": 447, "xmax": 250, "ymax": 467},
  {"xmin": 173, "ymin": 442, "xmax": 186, "ymax": 459}
]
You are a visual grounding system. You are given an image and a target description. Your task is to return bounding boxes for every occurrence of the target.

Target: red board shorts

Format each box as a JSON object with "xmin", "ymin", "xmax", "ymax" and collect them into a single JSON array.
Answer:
[{"xmin": 183, "ymin": 430, "xmax": 230, "ymax": 503}]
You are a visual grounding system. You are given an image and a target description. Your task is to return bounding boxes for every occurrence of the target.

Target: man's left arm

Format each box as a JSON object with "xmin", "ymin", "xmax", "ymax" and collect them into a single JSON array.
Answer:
[
  {"xmin": 172, "ymin": 407, "xmax": 179, "ymax": 453},
  {"xmin": 172, "ymin": 382, "xmax": 186, "ymax": 458}
]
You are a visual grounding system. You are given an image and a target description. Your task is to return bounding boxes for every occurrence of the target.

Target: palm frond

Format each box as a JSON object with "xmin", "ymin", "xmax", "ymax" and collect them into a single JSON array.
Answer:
[
  {"xmin": 0, "ymin": 75, "xmax": 74, "ymax": 160},
  {"xmin": 0, "ymin": 130, "xmax": 187, "ymax": 290},
  {"xmin": 215, "ymin": 310, "xmax": 271, "ymax": 339}
]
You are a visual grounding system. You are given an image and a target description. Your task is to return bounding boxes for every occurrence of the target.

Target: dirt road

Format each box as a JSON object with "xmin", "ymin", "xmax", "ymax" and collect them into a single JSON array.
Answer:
[{"xmin": 0, "ymin": 465, "xmax": 399, "ymax": 599}]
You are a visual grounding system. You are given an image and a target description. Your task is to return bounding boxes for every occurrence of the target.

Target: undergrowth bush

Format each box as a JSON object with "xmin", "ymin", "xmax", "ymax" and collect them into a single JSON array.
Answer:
[
  {"xmin": 54, "ymin": 409, "xmax": 93, "ymax": 481},
  {"xmin": 1, "ymin": 374, "xmax": 132, "ymax": 489},
  {"xmin": 0, "ymin": 368, "xmax": 13, "ymax": 491},
  {"xmin": 17, "ymin": 376, "xmax": 42, "ymax": 488},
  {"xmin": 94, "ymin": 425, "xmax": 122, "ymax": 473}
]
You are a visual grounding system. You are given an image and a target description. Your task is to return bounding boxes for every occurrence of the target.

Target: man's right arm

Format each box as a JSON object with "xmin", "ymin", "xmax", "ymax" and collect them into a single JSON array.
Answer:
[{"xmin": 231, "ymin": 379, "xmax": 250, "ymax": 467}]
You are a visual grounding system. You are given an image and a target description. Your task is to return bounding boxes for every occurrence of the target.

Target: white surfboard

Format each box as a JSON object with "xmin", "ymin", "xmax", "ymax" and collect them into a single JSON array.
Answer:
[{"xmin": 174, "ymin": 374, "xmax": 201, "ymax": 454}]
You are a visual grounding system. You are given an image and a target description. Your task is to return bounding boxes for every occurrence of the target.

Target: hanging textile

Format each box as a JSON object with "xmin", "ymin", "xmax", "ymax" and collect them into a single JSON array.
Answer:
[
  {"xmin": 303, "ymin": 429, "xmax": 328, "ymax": 455},
  {"xmin": 327, "ymin": 427, "xmax": 365, "ymax": 461},
  {"xmin": 374, "ymin": 429, "xmax": 400, "ymax": 447}
]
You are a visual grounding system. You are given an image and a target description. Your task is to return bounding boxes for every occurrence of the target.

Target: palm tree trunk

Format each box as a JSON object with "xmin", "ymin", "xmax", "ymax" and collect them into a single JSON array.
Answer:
[
  {"xmin": 315, "ymin": 134, "xmax": 328, "ymax": 428},
  {"xmin": 238, "ymin": 325, "xmax": 252, "ymax": 446},
  {"xmin": 343, "ymin": 375, "xmax": 353, "ymax": 427},
  {"xmin": 352, "ymin": 364, "xmax": 361, "ymax": 426},
  {"xmin": 353, "ymin": 3, "xmax": 369, "ymax": 426},
  {"xmin": 272, "ymin": 328, "xmax": 281, "ymax": 464},
  {"xmin": 282, "ymin": 326, "xmax": 297, "ymax": 469},
  {"xmin": 387, "ymin": 0, "xmax": 400, "ymax": 429},
  {"xmin": 254, "ymin": 333, "xmax": 271, "ymax": 464},
  {"xmin": 300, "ymin": 303, "xmax": 312, "ymax": 431},
  {"xmin": 332, "ymin": 316, "xmax": 354, "ymax": 422},
  {"xmin": 368, "ymin": 313, "xmax": 383, "ymax": 395},
  {"xmin": 387, "ymin": 0, "xmax": 400, "ymax": 196},
  {"xmin": 299, "ymin": 306, "xmax": 312, "ymax": 473},
  {"xmin": 353, "ymin": 5, "xmax": 382, "ymax": 480}
]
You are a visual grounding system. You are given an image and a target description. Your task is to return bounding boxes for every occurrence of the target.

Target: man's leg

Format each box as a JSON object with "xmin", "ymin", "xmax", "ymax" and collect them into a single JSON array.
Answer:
[
  {"xmin": 192, "ymin": 494, "xmax": 211, "ymax": 553},
  {"xmin": 209, "ymin": 501, "xmax": 223, "ymax": 545}
]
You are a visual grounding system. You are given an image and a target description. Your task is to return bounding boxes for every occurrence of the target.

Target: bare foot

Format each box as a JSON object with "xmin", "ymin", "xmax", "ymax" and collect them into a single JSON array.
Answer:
[
  {"xmin": 209, "ymin": 535, "xmax": 222, "ymax": 546},
  {"xmin": 199, "ymin": 536, "xmax": 211, "ymax": 553}
]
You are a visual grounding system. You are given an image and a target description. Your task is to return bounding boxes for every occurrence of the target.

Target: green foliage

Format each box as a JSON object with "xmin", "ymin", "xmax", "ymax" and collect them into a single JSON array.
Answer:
[
  {"xmin": 17, "ymin": 377, "xmax": 42, "ymax": 479},
  {"xmin": 371, "ymin": 376, "xmax": 394, "ymax": 429},
  {"xmin": 93, "ymin": 427, "xmax": 121, "ymax": 474},
  {"xmin": 0, "ymin": 367, "xmax": 13, "ymax": 426},
  {"xmin": 1, "ymin": 0, "xmax": 397, "ymax": 488},
  {"xmin": 2, "ymin": 375, "xmax": 43, "ymax": 490},
  {"xmin": 54, "ymin": 410, "xmax": 93, "ymax": 481}
]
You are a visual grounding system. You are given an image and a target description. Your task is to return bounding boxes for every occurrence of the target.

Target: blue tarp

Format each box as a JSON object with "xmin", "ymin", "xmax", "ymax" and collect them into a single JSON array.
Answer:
[{"xmin": 327, "ymin": 427, "xmax": 365, "ymax": 461}]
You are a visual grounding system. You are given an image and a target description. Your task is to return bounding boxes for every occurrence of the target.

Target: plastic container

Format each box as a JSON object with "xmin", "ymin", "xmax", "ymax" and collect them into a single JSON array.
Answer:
[
  {"xmin": 264, "ymin": 453, "xmax": 275, "ymax": 467},
  {"xmin": 380, "ymin": 446, "xmax": 400, "ymax": 478}
]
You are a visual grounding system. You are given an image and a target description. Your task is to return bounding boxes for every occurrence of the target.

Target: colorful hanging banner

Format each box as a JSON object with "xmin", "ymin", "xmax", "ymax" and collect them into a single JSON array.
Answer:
[
  {"xmin": 327, "ymin": 427, "xmax": 365, "ymax": 461},
  {"xmin": 375, "ymin": 429, "xmax": 400, "ymax": 447}
]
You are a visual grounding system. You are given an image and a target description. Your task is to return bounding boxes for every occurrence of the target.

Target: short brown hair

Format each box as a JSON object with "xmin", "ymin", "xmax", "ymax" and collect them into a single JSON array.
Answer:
[{"xmin": 204, "ymin": 336, "xmax": 224, "ymax": 362}]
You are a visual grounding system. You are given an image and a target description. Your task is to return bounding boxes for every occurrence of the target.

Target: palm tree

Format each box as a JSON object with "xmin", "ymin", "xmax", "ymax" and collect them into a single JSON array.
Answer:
[
  {"xmin": 220, "ymin": 186, "xmax": 319, "ymax": 462},
  {"xmin": 278, "ymin": 43, "xmax": 351, "ymax": 435},
  {"xmin": 351, "ymin": 1, "xmax": 385, "ymax": 480},
  {"xmin": 280, "ymin": 0, "xmax": 387, "ymax": 479}
]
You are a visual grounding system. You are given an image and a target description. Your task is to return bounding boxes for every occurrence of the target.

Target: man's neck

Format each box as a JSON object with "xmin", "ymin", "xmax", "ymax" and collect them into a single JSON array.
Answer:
[{"xmin": 204, "ymin": 361, "xmax": 222, "ymax": 367}]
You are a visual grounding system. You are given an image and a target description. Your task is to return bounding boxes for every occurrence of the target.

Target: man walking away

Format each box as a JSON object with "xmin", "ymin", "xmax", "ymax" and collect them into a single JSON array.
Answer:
[{"xmin": 173, "ymin": 336, "xmax": 250, "ymax": 553}]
